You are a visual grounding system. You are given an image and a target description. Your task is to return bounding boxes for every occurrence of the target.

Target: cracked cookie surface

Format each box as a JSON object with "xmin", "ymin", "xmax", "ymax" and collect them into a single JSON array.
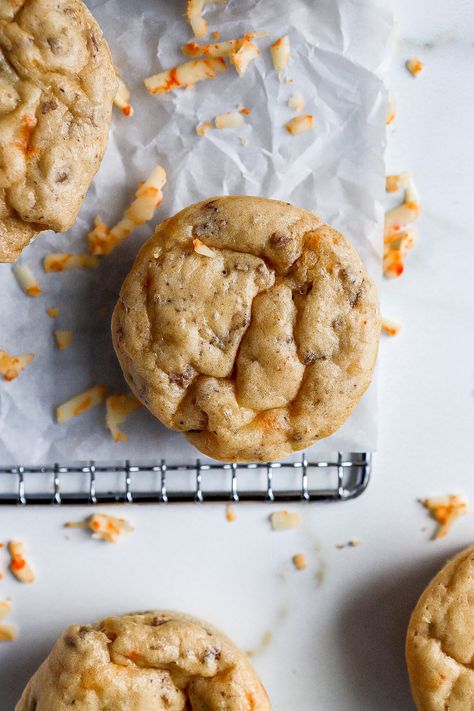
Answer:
[
  {"xmin": 407, "ymin": 546, "xmax": 474, "ymax": 711},
  {"xmin": 0, "ymin": 0, "xmax": 117, "ymax": 261},
  {"xmin": 15, "ymin": 610, "xmax": 271, "ymax": 711},
  {"xmin": 112, "ymin": 196, "xmax": 380, "ymax": 462}
]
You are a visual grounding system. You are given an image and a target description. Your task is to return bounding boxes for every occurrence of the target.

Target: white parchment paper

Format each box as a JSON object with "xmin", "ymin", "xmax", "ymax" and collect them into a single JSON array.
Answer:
[{"xmin": 0, "ymin": 0, "xmax": 391, "ymax": 465}]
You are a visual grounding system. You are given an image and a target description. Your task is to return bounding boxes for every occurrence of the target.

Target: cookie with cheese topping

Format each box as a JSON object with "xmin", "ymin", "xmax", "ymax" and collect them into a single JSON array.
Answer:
[
  {"xmin": 112, "ymin": 196, "xmax": 380, "ymax": 462},
  {"xmin": 407, "ymin": 546, "xmax": 474, "ymax": 711},
  {"xmin": 15, "ymin": 610, "xmax": 271, "ymax": 710},
  {"xmin": 0, "ymin": 0, "xmax": 117, "ymax": 261}
]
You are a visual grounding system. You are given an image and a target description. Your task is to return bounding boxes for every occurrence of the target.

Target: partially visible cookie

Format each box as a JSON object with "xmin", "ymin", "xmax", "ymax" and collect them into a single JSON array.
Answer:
[
  {"xmin": 112, "ymin": 196, "xmax": 380, "ymax": 462},
  {"xmin": 406, "ymin": 546, "xmax": 474, "ymax": 711},
  {"xmin": 0, "ymin": 0, "xmax": 117, "ymax": 262},
  {"xmin": 15, "ymin": 610, "xmax": 272, "ymax": 710}
]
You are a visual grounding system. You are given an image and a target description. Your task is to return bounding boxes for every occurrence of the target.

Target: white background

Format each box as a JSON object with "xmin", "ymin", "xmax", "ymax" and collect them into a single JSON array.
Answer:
[{"xmin": 1, "ymin": 1, "xmax": 474, "ymax": 709}]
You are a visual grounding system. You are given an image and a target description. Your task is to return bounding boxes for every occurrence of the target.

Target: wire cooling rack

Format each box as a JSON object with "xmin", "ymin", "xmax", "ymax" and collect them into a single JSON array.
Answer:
[{"xmin": 0, "ymin": 452, "xmax": 371, "ymax": 505}]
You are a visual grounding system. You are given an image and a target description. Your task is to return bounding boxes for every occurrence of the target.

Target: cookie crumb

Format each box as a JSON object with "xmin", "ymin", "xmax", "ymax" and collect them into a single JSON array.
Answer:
[
  {"xmin": 47, "ymin": 306, "xmax": 59, "ymax": 319},
  {"xmin": 65, "ymin": 513, "xmax": 133, "ymax": 544},
  {"xmin": 286, "ymin": 115, "xmax": 314, "ymax": 136},
  {"xmin": 87, "ymin": 165, "xmax": 167, "ymax": 256},
  {"xmin": 422, "ymin": 495, "xmax": 468, "ymax": 540},
  {"xmin": 0, "ymin": 349, "xmax": 34, "ymax": 382},
  {"xmin": 336, "ymin": 539, "xmax": 362, "ymax": 549},
  {"xmin": 12, "ymin": 264, "xmax": 42, "ymax": 297},
  {"xmin": 214, "ymin": 111, "xmax": 245, "ymax": 129},
  {"xmin": 271, "ymin": 36, "xmax": 290, "ymax": 73},
  {"xmin": 292, "ymin": 553, "xmax": 308, "ymax": 570},
  {"xmin": 269, "ymin": 510, "xmax": 301, "ymax": 531},
  {"xmin": 386, "ymin": 92, "xmax": 396, "ymax": 125},
  {"xmin": 113, "ymin": 76, "xmax": 134, "ymax": 117},
  {"xmin": 8, "ymin": 541, "xmax": 35, "ymax": 584},
  {"xmin": 0, "ymin": 624, "xmax": 17, "ymax": 642},
  {"xmin": 106, "ymin": 393, "xmax": 142, "ymax": 442},
  {"xmin": 225, "ymin": 504, "xmax": 236, "ymax": 522},
  {"xmin": 288, "ymin": 91, "xmax": 304, "ymax": 112},
  {"xmin": 196, "ymin": 121, "xmax": 212, "ymax": 136},
  {"xmin": 145, "ymin": 58, "xmax": 227, "ymax": 95},
  {"xmin": 0, "ymin": 599, "xmax": 12, "ymax": 620},
  {"xmin": 56, "ymin": 385, "xmax": 106, "ymax": 423},
  {"xmin": 406, "ymin": 58, "xmax": 424, "ymax": 77},
  {"xmin": 54, "ymin": 330, "xmax": 73, "ymax": 350},
  {"xmin": 44, "ymin": 253, "xmax": 99, "ymax": 273},
  {"xmin": 381, "ymin": 318, "xmax": 400, "ymax": 336}
]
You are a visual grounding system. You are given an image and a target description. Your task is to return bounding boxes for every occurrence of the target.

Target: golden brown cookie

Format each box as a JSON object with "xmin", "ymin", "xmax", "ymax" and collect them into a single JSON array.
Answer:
[
  {"xmin": 406, "ymin": 546, "xmax": 474, "ymax": 711},
  {"xmin": 112, "ymin": 196, "xmax": 380, "ymax": 462},
  {"xmin": 15, "ymin": 610, "xmax": 271, "ymax": 710},
  {"xmin": 0, "ymin": 0, "xmax": 117, "ymax": 262}
]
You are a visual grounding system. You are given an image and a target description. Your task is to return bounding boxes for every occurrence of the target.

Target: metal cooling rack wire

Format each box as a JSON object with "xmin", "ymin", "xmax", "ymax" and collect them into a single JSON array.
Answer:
[{"xmin": 0, "ymin": 452, "xmax": 372, "ymax": 505}]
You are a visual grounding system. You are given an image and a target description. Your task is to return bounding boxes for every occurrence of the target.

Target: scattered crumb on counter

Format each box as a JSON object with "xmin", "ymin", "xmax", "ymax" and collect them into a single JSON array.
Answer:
[
  {"xmin": 271, "ymin": 35, "xmax": 290, "ymax": 73},
  {"xmin": 381, "ymin": 318, "xmax": 401, "ymax": 337},
  {"xmin": 240, "ymin": 107, "xmax": 250, "ymax": 116},
  {"xmin": 421, "ymin": 495, "xmax": 468, "ymax": 540},
  {"xmin": 47, "ymin": 307, "xmax": 59, "ymax": 319},
  {"xmin": 269, "ymin": 510, "xmax": 301, "ymax": 531},
  {"xmin": 56, "ymin": 385, "xmax": 107, "ymax": 424},
  {"xmin": 292, "ymin": 553, "xmax": 308, "ymax": 570},
  {"xmin": 44, "ymin": 253, "xmax": 99, "ymax": 273},
  {"xmin": 196, "ymin": 121, "xmax": 212, "ymax": 136},
  {"xmin": 12, "ymin": 264, "xmax": 41, "ymax": 297},
  {"xmin": 87, "ymin": 165, "xmax": 167, "ymax": 256},
  {"xmin": 65, "ymin": 513, "xmax": 133, "ymax": 543},
  {"xmin": 214, "ymin": 111, "xmax": 245, "ymax": 129},
  {"xmin": 145, "ymin": 58, "xmax": 227, "ymax": 95},
  {"xmin": 106, "ymin": 393, "xmax": 142, "ymax": 442},
  {"xmin": 113, "ymin": 76, "xmax": 134, "ymax": 117},
  {"xmin": 54, "ymin": 330, "xmax": 73, "ymax": 350},
  {"xmin": 7, "ymin": 541, "xmax": 35, "ymax": 584},
  {"xmin": 213, "ymin": 31, "xmax": 220, "ymax": 40},
  {"xmin": 246, "ymin": 629, "xmax": 272, "ymax": 658},
  {"xmin": 288, "ymin": 91, "xmax": 304, "ymax": 112},
  {"xmin": 225, "ymin": 504, "xmax": 236, "ymax": 522},
  {"xmin": 98, "ymin": 306, "xmax": 108, "ymax": 318},
  {"xmin": 286, "ymin": 115, "xmax": 314, "ymax": 136},
  {"xmin": 193, "ymin": 238, "xmax": 216, "ymax": 257},
  {"xmin": 406, "ymin": 57, "xmax": 424, "ymax": 77},
  {"xmin": 336, "ymin": 539, "xmax": 362, "ymax": 549}
]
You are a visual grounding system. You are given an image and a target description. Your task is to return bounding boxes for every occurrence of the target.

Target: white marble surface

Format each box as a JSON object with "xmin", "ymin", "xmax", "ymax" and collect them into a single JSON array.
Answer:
[{"xmin": 1, "ymin": 1, "xmax": 474, "ymax": 709}]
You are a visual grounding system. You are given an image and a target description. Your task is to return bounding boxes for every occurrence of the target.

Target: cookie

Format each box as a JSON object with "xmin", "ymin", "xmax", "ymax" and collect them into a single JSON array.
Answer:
[
  {"xmin": 406, "ymin": 546, "xmax": 474, "ymax": 711},
  {"xmin": 0, "ymin": 0, "xmax": 117, "ymax": 262},
  {"xmin": 15, "ymin": 610, "xmax": 271, "ymax": 710},
  {"xmin": 112, "ymin": 196, "xmax": 380, "ymax": 462}
]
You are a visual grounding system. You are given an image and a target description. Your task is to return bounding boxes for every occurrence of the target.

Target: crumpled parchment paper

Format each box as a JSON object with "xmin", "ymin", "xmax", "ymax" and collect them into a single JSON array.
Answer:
[{"xmin": 0, "ymin": 0, "xmax": 391, "ymax": 465}]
